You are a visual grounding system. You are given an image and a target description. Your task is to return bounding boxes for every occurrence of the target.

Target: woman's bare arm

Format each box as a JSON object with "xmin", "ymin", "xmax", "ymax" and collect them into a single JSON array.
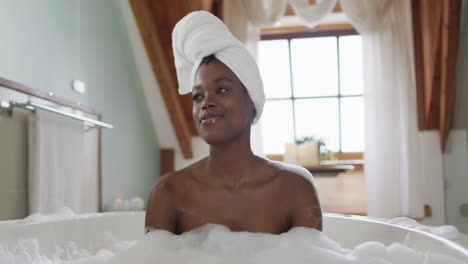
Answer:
[
  {"xmin": 145, "ymin": 175, "xmax": 177, "ymax": 233},
  {"xmin": 289, "ymin": 175, "xmax": 323, "ymax": 231}
]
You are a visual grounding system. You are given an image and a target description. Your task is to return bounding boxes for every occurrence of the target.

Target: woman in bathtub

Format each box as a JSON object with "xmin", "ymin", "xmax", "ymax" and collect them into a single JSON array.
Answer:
[{"xmin": 145, "ymin": 11, "xmax": 322, "ymax": 235}]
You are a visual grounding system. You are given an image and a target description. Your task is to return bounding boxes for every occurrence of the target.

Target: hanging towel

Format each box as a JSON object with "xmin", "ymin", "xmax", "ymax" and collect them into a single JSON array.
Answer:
[
  {"xmin": 172, "ymin": 11, "xmax": 265, "ymax": 124},
  {"xmin": 28, "ymin": 108, "xmax": 87, "ymax": 214}
]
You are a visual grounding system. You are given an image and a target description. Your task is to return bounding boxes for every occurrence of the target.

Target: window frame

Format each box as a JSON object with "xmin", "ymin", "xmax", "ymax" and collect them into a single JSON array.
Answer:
[{"xmin": 260, "ymin": 28, "xmax": 364, "ymax": 157}]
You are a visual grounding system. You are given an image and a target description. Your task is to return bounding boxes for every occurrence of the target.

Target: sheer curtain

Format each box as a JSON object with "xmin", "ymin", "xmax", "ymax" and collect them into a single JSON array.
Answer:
[
  {"xmin": 289, "ymin": 0, "xmax": 337, "ymax": 28},
  {"xmin": 223, "ymin": 0, "xmax": 287, "ymax": 55},
  {"xmin": 223, "ymin": 0, "xmax": 337, "ymax": 55},
  {"xmin": 224, "ymin": 0, "xmax": 424, "ymax": 219},
  {"xmin": 340, "ymin": 0, "xmax": 424, "ymax": 218}
]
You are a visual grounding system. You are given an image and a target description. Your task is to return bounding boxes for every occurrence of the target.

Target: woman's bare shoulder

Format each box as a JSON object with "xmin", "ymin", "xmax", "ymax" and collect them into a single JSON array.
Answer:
[
  {"xmin": 264, "ymin": 159, "xmax": 314, "ymax": 183},
  {"xmin": 150, "ymin": 158, "xmax": 207, "ymax": 193}
]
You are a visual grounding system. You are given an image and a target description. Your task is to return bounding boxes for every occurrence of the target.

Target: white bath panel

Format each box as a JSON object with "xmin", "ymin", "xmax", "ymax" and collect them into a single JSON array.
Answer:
[
  {"xmin": 443, "ymin": 129, "xmax": 468, "ymax": 234},
  {"xmin": 419, "ymin": 131, "xmax": 445, "ymax": 226}
]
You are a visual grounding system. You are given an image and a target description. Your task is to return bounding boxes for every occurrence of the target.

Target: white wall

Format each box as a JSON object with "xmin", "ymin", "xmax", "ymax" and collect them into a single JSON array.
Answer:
[
  {"xmin": 442, "ymin": 0, "xmax": 468, "ymax": 233},
  {"xmin": 0, "ymin": 0, "xmax": 159, "ymax": 212},
  {"xmin": 419, "ymin": 131, "xmax": 445, "ymax": 226},
  {"xmin": 443, "ymin": 130, "xmax": 468, "ymax": 233}
]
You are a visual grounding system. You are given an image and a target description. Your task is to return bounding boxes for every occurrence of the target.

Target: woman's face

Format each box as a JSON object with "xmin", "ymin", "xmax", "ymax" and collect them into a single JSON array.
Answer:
[{"xmin": 192, "ymin": 59, "xmax": 254, "ymax": 145}]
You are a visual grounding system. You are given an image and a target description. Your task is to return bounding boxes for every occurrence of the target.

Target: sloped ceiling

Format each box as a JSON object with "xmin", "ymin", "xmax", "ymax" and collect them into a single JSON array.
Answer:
[
  {"xmin": 412, "ymin": 0, "xmax": 461, "ymax": 150},
  {"xmin": 129, "ymin": 0, "xmax": 223, "ymax": 159}
]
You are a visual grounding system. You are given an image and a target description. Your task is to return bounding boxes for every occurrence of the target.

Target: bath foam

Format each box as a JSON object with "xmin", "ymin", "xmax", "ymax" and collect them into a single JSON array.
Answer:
[
  {"xmin": 105, "ymin": 224, "xmax": 466, "ymax": 264},
  {"xmin": 0, "ymin": 237, "xmax": 135, "ymax": 264},
  {"xmin": 0, "ymin": 223, "xmax": 467, "ymax": 264}
]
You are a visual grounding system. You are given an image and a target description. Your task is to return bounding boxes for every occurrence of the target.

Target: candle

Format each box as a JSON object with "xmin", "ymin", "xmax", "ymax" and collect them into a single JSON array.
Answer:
[
  {"xmin": 130, "ymin": 197, "xmax": 144, "ymax": 210},
  {"xmin": 284, "ymin": 143, "xmax": 298, "ymax": 164},
  {"xmin": 113, "ymin": 198, "xmax": 123, "ymax": 211},
  {"xmin": 297, "ymin": 141, "xmax": 319, "ymax": 167}
]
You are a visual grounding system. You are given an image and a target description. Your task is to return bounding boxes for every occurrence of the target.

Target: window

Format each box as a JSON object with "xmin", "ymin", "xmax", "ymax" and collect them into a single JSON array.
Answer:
[{"xmin": 258, "ymin": 30, "xmax": 364, "ymax": 155}]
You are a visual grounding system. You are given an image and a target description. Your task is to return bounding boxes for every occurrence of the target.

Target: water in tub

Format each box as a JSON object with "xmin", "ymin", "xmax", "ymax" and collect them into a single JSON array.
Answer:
[{"xmin": 0, "ymin": 209, "xmax": 467, "ymax": 264}]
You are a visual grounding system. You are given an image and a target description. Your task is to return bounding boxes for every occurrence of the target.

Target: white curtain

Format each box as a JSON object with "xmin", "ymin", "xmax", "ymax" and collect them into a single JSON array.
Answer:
[
  {"xmin": 288, "ymin": 0, "xmax": 337, "ymax": 28},
  {"xmin": 223, "ymin": 0, "xmax": 285, "ymax": 56},
  {"xmin": 340, "ymin": 0, "xmax": 424, "ymax": 218},
  {"xmin": 224, "ymin": 0, "xmax": 425, "ymax": 219},
  {"xmin": 224, "ymin": 0, "xmax": 337, "ymax": 55},
  {"xmin": 82, "ymin": 127, "xmax": 99, "ymax": 213},
  {"xmin": 28, "ymin": 108, "xmax": 97, "ymax": 214}
]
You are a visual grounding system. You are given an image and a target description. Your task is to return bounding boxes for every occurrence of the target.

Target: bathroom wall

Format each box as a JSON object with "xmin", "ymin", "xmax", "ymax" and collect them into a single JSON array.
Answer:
[
  {"xmin": 443, "ymin": 0, "xmax": 468, "ymax": 233},
  {"xmin": 0, "ymin": 0, "xmax": 159, "ymax": 212}
]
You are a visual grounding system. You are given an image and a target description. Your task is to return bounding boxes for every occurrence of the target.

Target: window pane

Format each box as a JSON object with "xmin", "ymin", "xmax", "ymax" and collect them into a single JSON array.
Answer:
[
  {"xmin": 295, "ymin": 98, "xmax": 339, "ymax": 151},
  {"xmin": 341, "ymin": 97, "xmax": 365, "ymax": 152},
  {"xmin": 291, "ymin": 37, "xmax": 338, "ymax": 97},
  {"xmin": 261, "ymin": 100, "xmax": 294, "ymax": 154},
  {"xmin": 339, "ymin": 35, "xmax": 363, "ymax": 95},
  {"xmin": 258, "ymin": 40, "xmax": 292, "ymax": 99}
]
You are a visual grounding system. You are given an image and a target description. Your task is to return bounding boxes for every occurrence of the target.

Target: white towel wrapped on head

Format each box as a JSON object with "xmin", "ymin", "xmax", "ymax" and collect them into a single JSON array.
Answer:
[{"xmin": 172, "ymin": 11, "xmax": 265, "ymax": 124}]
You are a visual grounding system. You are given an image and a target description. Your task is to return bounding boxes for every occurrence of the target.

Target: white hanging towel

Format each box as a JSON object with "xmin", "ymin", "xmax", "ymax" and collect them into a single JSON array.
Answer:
[{"xmin": 28, "ymin": 108, "xmax": 85, "ymax": 214}]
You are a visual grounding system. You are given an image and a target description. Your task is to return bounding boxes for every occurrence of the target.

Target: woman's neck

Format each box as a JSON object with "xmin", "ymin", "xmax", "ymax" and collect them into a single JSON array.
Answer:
[{"xmin": 206, "ymin": 131, "xmax": 259, "ymax": 188}]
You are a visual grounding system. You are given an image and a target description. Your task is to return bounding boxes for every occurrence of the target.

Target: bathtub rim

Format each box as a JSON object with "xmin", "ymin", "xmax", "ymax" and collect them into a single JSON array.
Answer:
[
  {"xmin": 0, "ymin": 211, "xmax": 467, "ymax": 260},
  {"xmin": 324, "ymin": 213, "xmax": 468, "ymax": 258}
]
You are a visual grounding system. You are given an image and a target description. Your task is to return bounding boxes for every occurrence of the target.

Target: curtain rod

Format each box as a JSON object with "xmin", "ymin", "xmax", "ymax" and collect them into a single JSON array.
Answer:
[{"xmin": 1, "ymin": 101, "xmax": 113, "ymax": 129}]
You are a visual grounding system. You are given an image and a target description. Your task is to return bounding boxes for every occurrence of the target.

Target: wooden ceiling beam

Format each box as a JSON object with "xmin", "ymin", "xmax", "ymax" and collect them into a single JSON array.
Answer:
[
  {"xmin": 412, "ymin": 0, "xmax": 461, "ymax": 151},
  {"xmin": 420, "ymin": 0, "xmax": 443, "ymax": 129},
  {"xmin": 411, "ymin": 0, "xmax": 426, "ymax": 130},
  {"xmin": 130, "ymin": 0, "xmax": 194, "ymax": 158},
  {"xmin": 440, "ymin": 0, "xmax": 461, "ymax": 150}
]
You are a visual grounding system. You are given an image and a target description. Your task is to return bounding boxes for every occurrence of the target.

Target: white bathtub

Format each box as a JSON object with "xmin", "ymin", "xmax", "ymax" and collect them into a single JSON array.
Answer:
[{"xmin": 0, "ymin": 212, "xmax": 467, "ymax": 262}]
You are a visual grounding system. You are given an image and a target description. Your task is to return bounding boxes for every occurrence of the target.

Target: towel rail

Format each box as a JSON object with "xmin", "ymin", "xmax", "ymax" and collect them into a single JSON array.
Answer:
[{"xmin": 0, "ymin": 101, "xmax": 113, "ymax": 129}]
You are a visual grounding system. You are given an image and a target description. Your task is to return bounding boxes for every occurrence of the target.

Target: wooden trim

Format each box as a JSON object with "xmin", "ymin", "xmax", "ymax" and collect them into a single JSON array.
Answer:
[
  {"xmin": 411, "ymin": 0, "xmax": 426, "ymax": 130},
  {"xmin": 200, "ymin": 0, "xmax": 223, "ymax": 19},
  {"xmin": 161, "ymin": 148, "xmax": 175, "ymax": 176},
  {"xmin": 424, "ymin": 0, "xmax": 442, "ymax": 130},
  {"xmin": 267, "ymin": 152, "xmax": 363, "ymax": 161},
  {"xmin": 332, "ymin": 152, "xmax": 363, "ymax": 160},
  {"xmin": 129, "ymin": 0, "xmax": 194, "ymax": 158},
  {"xmin": 0, "ymin": 77, "xmax": 101, "ymax": 116},
  {"xmin": 424, "ymin": 204, "xmax": 432, "ymax": 217},
  {"xmin": 411, "ymin": 0, "xmax": 461, "ymax": 150},
  {"xmin": 261, "ymin": 23, "xmax": 354, "ymax": 36},
  {"xmin": 440, "ymin": 0, "xmax": 461, "ymax": 150},
  {"xmin": 261, "ymin": 27, "xmax": 358, "ymax": 40}
]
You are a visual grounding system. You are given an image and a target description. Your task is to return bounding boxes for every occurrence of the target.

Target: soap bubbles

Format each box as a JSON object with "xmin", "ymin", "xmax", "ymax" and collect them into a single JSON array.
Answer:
[
  {"xmin": 104, "ymin": 224, "xmax": 466, "ymax": 264},
  {"xmin": 0, "ymin": 223, "xmax": 466, "ymax": 264}
]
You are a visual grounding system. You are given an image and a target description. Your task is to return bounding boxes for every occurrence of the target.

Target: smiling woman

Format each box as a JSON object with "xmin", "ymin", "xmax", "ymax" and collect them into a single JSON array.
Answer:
[
  {"xmin": 144, "ymin": 11, "xmax": 322, "ymax": 235},
  {"xmin": 191, "ymin": 55, "xmax": 255, "ymax": 145}
]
